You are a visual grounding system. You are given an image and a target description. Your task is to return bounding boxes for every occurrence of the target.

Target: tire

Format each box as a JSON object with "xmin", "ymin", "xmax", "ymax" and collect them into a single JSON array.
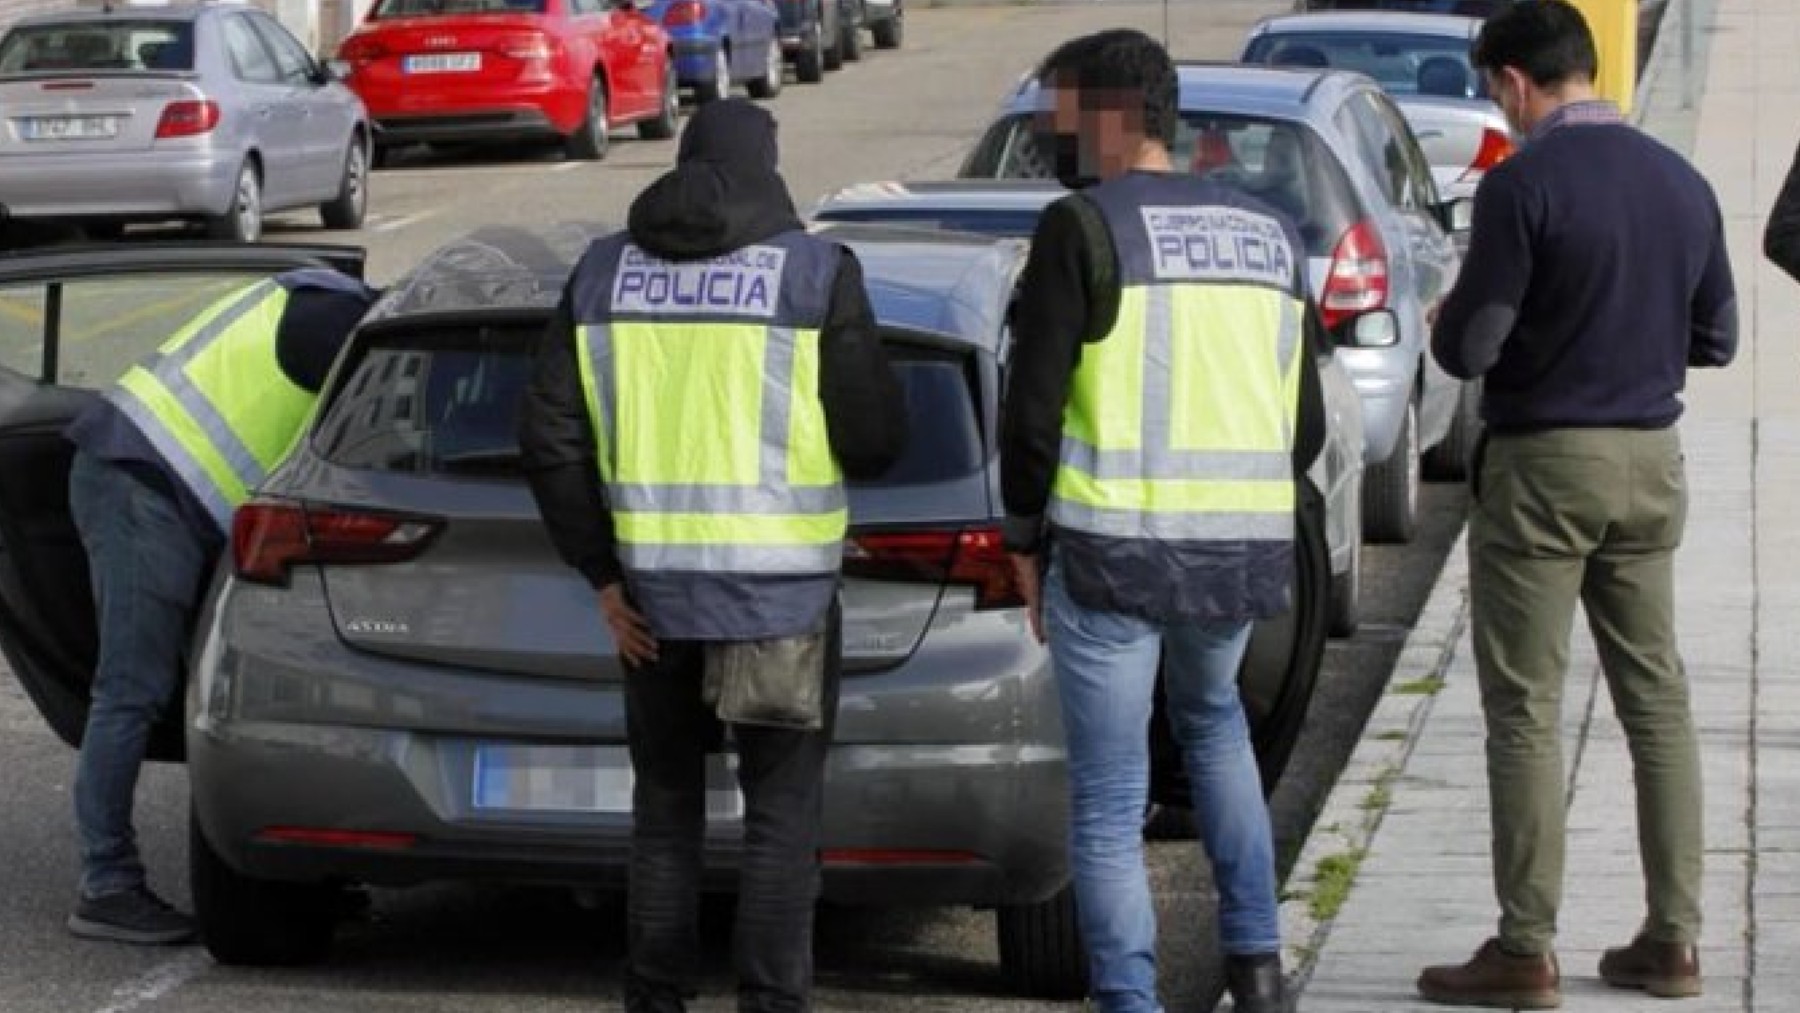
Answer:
[
  {"xmin": 794, "ymin": 25, "xmax": 824, "ymax": 83},
  {"xmin": 1362, "ymin": 397, "xmax": 1420, "ymax": 544},
  {"xmin": 191, "ymin": 815, "xmax": 339, "ymax": 966},
  {"xmin": 1423, "ymin": 378, "xmax": 1483, "ymax": 481},
  {"xmin": 821, "ymin": 3, "xmax": 844, "ymax": 70},
  {"xmin": 695, "ymin": 44, "xmax": 730, "ymax": 103},
  {"xmin": 564, "ymin": 77, "xmax": 609, "ymax": 161},
  {"xmin": 871, "ymin": 7, "xmax": 902, "ymax": 48},
  {"xmin": 747, "ymin": 36, "xmax": 783, "ymax": 98},
  {"xmin": 318, "ymin": 134, "xmax": 369, "ymax": 230},
  {"xmin": 204, "ymin": 161, "xmax": 262, "ymax": 242},
  {"xmin": 996, "ymin": 884, "xmax": 1088, "ymax": 999},
  {"xmin": 839, "ymin": 6, "xmax": 863, "ymax": 62},
  {"xmin": 638, "ymin": 59, "xmax": 680, "ymax": 140}
]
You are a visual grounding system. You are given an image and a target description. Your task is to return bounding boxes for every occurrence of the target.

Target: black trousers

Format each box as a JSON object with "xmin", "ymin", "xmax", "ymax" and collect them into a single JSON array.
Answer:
[{"xmin": 622, "ymin": 620, "xmax": 841, "ymax": 1013}]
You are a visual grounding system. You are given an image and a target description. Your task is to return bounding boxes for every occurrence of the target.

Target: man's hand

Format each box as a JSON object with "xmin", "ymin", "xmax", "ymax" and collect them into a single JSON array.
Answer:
[
  {"xmin": 1009, "ymin": 553, "xmax": 1045, "ymax": 645},
  {"xmin": 599, "ymin": 583, "xmax": 658, "ymax": 667}
]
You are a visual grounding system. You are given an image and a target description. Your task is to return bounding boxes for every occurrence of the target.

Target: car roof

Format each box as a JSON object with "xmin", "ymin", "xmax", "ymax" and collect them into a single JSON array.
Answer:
[
  {"xmin": 364, "ymin": 221, "xmax": 612, "ymax": 323},
  {"xmin": 1002, "ymin": 62, "xmax": 1370, "ymax": 122},
  {"xmin": 1250, "ymin": 10, "xmax": 1483, "ymax": 38},
  {"xmin": 9, "ymin": 3, "xmax": 227, "ymax": 27},
  {"xmin": 813, "ymin": 223, "xmax": 1024, "ymax": 350},
  {"xmin": 816, "ymin": 179, "xmax": 1065, "ymax": 214}
]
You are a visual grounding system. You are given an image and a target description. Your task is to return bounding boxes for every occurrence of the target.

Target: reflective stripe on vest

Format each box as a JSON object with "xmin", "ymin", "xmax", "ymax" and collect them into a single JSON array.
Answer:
[
  {"xmin": 572, "ymin": 238, "xmax": 846, "ymax": 578},
  {"xmin": 1049, "ymin": 187, "xmax": 1305, "ymax": 545},
  {"xmin": 103, "ymin": 280, "xmax": 317, "ymax": 531}
]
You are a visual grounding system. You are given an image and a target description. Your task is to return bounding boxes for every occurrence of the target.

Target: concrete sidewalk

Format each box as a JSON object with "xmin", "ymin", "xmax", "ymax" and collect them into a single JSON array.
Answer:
[{"xmin": 1269, "ymin": 0, "xmax": 1800, "ymax": 1009}]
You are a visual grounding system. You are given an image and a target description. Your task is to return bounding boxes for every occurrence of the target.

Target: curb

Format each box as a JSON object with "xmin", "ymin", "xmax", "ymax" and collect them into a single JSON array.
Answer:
[{"xmin": 1270, "ymin": 532, "xmax": 1469, "ymax": 996}]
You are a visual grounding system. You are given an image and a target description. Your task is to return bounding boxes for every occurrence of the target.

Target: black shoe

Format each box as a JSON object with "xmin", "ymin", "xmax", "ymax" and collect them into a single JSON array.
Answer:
[
  {"xmin": 67, "ymin": 886, "xmax": 197, "ymax": 945},
  {"xmin": 1225, "ymin": 952, "xmax": 1289, "ymax": 1013},
  {"xmin": 624, "ymin": 972, "xmax": 689, "ymax": 1013}
]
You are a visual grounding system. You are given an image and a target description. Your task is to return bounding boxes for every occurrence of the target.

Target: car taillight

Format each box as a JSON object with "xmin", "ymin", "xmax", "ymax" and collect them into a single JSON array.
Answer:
[
  {"xmin": 232, "ymin": 498, "xmax": 441, "ymax": 587},
  {"xmin": 844, "ymin": 526, "xmax": 1023, "ymax": 611},
  {"xmin": 154, "ymin": 100, "xmax": 219, "ymax": 139},
  {"xmin": 501, "ymin": 34, "xmax": 554, "ymax": 60},
  {"xmin": 662, "ymin": 0, "xmax": 704, "ymax": 26},
  {"xmin": 1319, "ymin": 219, "xmax": 1390, "ymax": 332},
  {"xmin": 1457, "ymin": 126, "xmax": 1514, "ymax": 184},
  {"xmin": 338, "ymin": 35, "xmax": 386, "ymax": 64}
]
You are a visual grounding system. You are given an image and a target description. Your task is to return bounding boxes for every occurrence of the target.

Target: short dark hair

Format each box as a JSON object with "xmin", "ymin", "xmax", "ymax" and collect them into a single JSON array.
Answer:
[
  {"xmin": 1034, "ymin": 29, "xmax": 1179, "ymax": 149},
  {"xmin": 1471, "ymin": 0, "xmax": 1598, "ymax": 87}
]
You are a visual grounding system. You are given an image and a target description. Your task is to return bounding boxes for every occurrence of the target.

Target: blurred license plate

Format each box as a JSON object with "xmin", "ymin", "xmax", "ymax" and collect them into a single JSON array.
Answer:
[
  {"xmin": 404, "ymin": 52, "xmax": 481, "ymax": 73},
  {"xmin": 472, "ymin": 745, "xmax": 743, "ymax": 817},
  {"xmin": 21, "ymin": 115, "xmax": 118, "ymax": 141}
]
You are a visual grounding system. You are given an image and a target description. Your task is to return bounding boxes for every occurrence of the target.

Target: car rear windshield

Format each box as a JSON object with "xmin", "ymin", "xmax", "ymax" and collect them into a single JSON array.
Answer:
[
  {"xmin": 0, "ymin": 20, "xmax": 193, "ymax": 73},
  {"xmin": 812, "ymin": 208, "xmax": 1046, "ymax": 240},
  {"xmin": 312, "ymin": 325, "xmax": 985, "ymax": 488},
  {"xmin": 962, "ymin": 113, "xmax": 1361, "ymax": 257},
  {"xmin": 372, "ymin": 0, "xmax": 548, "ymax": 17},
  {"xmin": 1243, "ymin": 31, "xmax": 1487, "ymax": 98},
  {"xmin": 1296, "ymin": 0, "xmax": 1510, "ymax": 14}
]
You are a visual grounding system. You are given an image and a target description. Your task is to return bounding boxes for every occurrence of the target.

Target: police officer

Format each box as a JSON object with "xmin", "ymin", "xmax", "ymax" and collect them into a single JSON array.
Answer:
[
  {"xmin": 63, "ymin": 268, "xmax": 377, "ymax": 944},
  {"xmin": 518, "ymin": 98, "xmax": 905, "ymax": 1013},
  {"xmin": 1000, "ymin": 30, "xmax": 1324, "ymax": 1013}
]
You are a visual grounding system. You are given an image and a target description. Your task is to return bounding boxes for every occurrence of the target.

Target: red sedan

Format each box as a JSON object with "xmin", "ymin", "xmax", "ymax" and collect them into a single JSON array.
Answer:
[{"xmin": 336, "ymin": 0, "xmax": 680, "ymax": 162}]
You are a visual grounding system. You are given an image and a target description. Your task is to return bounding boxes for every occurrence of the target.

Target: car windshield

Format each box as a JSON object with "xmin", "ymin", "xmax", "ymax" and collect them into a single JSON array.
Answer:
[
  {"xmin": 372, "ymin": 0, "xmax": 547, "ymax": 17},
  {"xmin": 0, "ymin": 20, "xmax": 193, "ymax": 73},
  {"xmin": 961, "ymin": 112, "xmax": 1361, "ymax": 257},
  {"xmin": 1243, "ymin": 30, "xmax": 1487, "ymax": 99},
  {"xmin": 812, "ymin": 207, "xmax": 1046, "ymax": 240}
]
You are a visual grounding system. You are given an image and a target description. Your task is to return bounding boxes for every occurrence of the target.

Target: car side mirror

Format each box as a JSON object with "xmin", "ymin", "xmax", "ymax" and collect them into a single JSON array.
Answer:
[
  {"xmin": 1434, "ymin": 197, "xmax": 1474, "ymax": 234},
  {"xmin": 1334, "ymin": 309, "xmax": 1401, "ymax": 348}
]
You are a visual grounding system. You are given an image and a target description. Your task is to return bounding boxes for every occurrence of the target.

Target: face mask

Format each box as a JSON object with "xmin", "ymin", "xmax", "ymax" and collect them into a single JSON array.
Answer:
[{"xmin": 1038, "ymin": 129, "xmax": 1097, "ymax": 190}]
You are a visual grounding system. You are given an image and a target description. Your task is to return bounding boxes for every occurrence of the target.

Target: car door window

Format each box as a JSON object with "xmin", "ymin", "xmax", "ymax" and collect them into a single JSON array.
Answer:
[
  {"xmin": 247, "ymin": 13, "xmax": 318, "ymax": 86},
  {"xmin": 570, "ymin": 0, "xmax": 605, "ymax": 15},
  {"xmin": 0, "ymin": 271, "xmax": 289, "ymax": 388},
  {"xmin": 1370, "ymin": 93, "xmax": 1442, "ymax": 210},
  {"xmin": 221, "ymin": 14, "xmax": 280, "ymax": 84},
  {"xmin": 1336, "ymin": 91, "xmax": 1418, "ymax": 210}
]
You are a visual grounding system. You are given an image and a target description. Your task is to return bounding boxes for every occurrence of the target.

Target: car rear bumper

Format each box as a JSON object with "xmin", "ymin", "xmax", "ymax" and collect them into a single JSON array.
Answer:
[
  {"xmin": 0, "ymin": 148, "xmax": 238, "ymax": 220},
  {"xmin": 358, "ymin": 81, "xmax": 587, "ymax": 142},
  {"xmin": 372, "ymin": 108, "xmax": 566, "ymax": 145},
  {"xmin": 1338, "ymin": 349, "xmax": 1415, "ymax": 463},
  {"xmin": 670, "ymin": 40, "xmax": 724, "ymax": 82}
]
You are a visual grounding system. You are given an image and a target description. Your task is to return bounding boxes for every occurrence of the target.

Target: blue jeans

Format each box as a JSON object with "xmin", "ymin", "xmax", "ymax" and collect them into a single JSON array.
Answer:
[
  {"xmin": 68, "ymin": 453, "xmax": 214, "ymax": 900},
  {"xmin": 1043, "ymin": 556, "xmax": 1280, "ymax": 1013}
]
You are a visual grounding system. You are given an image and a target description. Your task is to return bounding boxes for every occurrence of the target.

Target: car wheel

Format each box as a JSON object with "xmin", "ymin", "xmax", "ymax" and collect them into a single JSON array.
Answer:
[
  {"xmin": 564, "ymin": 76, "xmax": 609, "ymax": 161},
  {"xmin": 696, "ymin": 44, "xmax": 730, "ymax": 103},
  {"xmin": 871, "ymin": 6, "xmax": 902, "ymax": 48},
  {"xmin": 748, "ymin": 36, "xmax": 783, "ymax": 98},
  {"xmin": 319, "ymin": 134, "xmax": 369, "ymax": 230},
  {"xmin": 794, "ymin": 24, "xmax": 824, "ymax": 83},
  {"xmin": 839, "ymin": 7, "xmax": 862, "ymax": 61},
  {"xmin": 204, "ymin": 161, "xmax": 262, "ymax": 243},
  {"xmin": 1362, "ymin": 397, "xmax": 1420, "ymax": 544},
  {"xmin": 639, "ymin": 58, "xmax": 680, "ymax": 140},
  {"xmin": 190, "ymin": 814, "xmax": 339, "ymax": 966},
  {"xmin": 821, "ymin": 2, "xmax": 844, "ymax": 70},
  {"xmin": 996, "ymin": 884, "xmax": 1088, "ymax": 999},
  {"xmin": 1423, "ymin": 378, "xmax": 1483, "ymax": 482}
]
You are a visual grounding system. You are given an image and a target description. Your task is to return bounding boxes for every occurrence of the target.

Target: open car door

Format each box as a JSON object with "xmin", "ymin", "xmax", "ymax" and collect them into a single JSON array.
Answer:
[{"xmin": 0, "ymin": 242, "xmax": 367, "ymax": 762}]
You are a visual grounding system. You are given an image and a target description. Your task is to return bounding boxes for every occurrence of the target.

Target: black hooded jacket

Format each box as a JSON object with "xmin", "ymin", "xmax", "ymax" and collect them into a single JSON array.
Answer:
[{"xmin": 518, "ymin": 99, "xmax": 907, "ymax": 591}]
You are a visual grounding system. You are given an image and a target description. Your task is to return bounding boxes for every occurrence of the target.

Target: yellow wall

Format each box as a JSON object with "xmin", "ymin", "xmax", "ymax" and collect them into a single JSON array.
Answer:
[{"xmin": 1568, "ymin": 0, "xmax": 1639, "ymax": 115}]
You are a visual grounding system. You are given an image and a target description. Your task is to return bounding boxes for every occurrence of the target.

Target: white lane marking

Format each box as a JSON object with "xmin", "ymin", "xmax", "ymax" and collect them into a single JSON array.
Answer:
[
  {"xmin": 553, "ymin": 160, "xmax": 584, "ymax": 172},
  {"xmin": 372, "ymin": 210, "xmax": 436, "ymax": 233},
  {"xmin": 91, "ymin": 949, "xmax": 210, "ymax": 1013}
]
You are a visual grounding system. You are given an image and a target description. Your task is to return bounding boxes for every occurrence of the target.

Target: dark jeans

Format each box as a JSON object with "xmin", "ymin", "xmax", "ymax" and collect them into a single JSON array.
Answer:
[
  {"xmin": 67, "ymin": 452, "xmax": 215, "ymax": 900},
  {"xmin": 623, "ymin": 616, "xmax": 841, "ymax": 1013}
]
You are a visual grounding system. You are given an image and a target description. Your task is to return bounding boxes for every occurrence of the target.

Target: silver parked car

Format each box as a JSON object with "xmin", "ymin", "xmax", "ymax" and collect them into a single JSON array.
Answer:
[
  {"xmin": 0, "ymin": 223, "xmax": 1331, "ymax": 998},
  {"xmin": 810, "ymin": 178, "xmax": 1368, "ymax": 635},
  {"xmin": 1241, "ymin": 11, "xmax": 1515, "ymax": 207},
  {"xmin": 959, "ymin": 62, "xmax": 1475, "ymax": 543},
  {"xmin": 0, "ymin": 2, "xmax": 372, "ymax": 242}
]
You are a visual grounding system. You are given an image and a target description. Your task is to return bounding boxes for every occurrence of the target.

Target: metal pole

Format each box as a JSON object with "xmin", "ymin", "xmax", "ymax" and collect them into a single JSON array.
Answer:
[{"xmin": 1681, "ymin": 0, "xmax": 1696, "ymax": 109}]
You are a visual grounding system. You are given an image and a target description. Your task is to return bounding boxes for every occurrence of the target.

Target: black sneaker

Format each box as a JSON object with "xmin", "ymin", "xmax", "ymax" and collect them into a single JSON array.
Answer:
[{"xmin": 67, "ymin": 886, "xmax": 197, "ymax": 945}]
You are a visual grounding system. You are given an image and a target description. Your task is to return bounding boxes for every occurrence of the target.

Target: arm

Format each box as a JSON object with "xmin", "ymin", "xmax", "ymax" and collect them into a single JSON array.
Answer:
[
  {"xmin": 517, "ymin": 292, "xmax": 623, "ymax": 591},
  {"xmin": 818, "ymin": 250, "xmax": 908, "ymax": 481},
  {"xmin": 1764, "ymin": 139, "xmax": 1800, "ymax": 285},
  {"xmin": 999, "ymin": 198, "xmax": 1103, "ymax": 553},
  {"xmin": 1693, "ymin": 195, "xmax": 1740, "ymax": 367},
  {"xmin": 1430, "ymin": 168, "xmax": 1537, "ymax": 380}
]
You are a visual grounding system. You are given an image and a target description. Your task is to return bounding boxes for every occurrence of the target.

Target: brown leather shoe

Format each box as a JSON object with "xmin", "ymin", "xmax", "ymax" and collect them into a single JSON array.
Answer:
[
  {"xmin": 1599, "ymin": 935, "xmax": 1702, "ymax": 998},
  {"xmin": 1417, "ymin": 938, "xmax": 1561, "ymax": 1009}
]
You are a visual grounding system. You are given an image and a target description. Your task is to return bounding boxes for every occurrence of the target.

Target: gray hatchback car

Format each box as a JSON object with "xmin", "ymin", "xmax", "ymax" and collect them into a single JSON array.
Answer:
[
  {"xmin": 0, "ymin": 2, "xmax": 372, "ymax": 242},
  {"xmin": 0, "ymin": 225, "xmax": 1330, "ymax": 998}
]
